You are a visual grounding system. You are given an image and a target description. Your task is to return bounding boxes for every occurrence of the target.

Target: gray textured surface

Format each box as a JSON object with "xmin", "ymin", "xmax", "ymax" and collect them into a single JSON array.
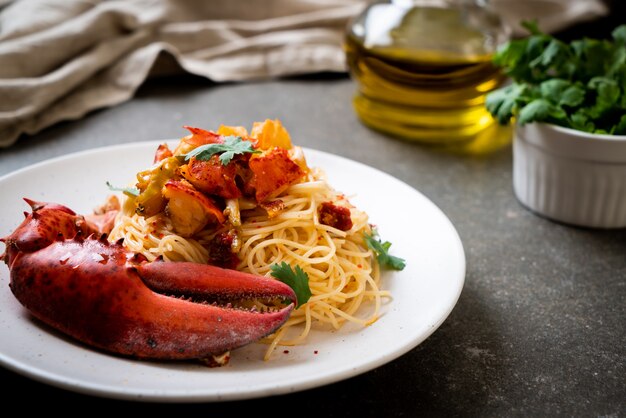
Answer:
[{"xmin": 1, "ymin": 75, "xmax": 624, "ymax": 416}]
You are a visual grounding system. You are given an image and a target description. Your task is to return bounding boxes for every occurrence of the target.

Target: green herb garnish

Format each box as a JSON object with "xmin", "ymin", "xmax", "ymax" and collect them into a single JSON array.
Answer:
[
  {"xmin": 184, "ymin": 135, "xmax": 260, "ymax": 165},
  {"xmin": 364, "ymin": 230, "xmax": 406, "ymax": 271},
  {"xmin": 486, "ymin": 21, "xmax": 626, "ymax": 135},
  {"xmin": 106, "ymin": 181, "xmax": 139, "ymax": 197},
  {"xmin": 270, "ymin": 262, "xmax": 312, "ymax": 309}
]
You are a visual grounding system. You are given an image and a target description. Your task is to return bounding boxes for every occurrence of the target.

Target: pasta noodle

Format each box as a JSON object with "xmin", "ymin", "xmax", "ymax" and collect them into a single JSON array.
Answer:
[
  {"xmin": 109, "ymin": 169, "xmax": 390, "ymax": 359},
  {"xmin": 107, "ymin": 120, "xmax": 392, "ymax": 360}
]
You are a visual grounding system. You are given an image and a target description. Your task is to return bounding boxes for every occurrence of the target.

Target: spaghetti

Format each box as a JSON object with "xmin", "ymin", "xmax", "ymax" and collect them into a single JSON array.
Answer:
[{"xmin": 108, "ymin": 120, "xmax": 391, "ymax": 360}]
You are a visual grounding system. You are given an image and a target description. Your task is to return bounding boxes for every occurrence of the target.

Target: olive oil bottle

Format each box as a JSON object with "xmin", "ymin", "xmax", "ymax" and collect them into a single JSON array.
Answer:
[{"xmin": 345, "ymin": 0, "xmax": 512, "ymax": 154}]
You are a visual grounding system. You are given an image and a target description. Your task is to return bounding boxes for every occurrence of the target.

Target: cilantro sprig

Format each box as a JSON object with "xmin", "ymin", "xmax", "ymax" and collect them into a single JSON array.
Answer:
[
  {"xmin": 364, "ymin": 230, "xmax": 406, "ymax": 271},
  {"xmin": 486, "ymin": 22, "xmax": 626, "ymax": 135},
  {"xmin": 270, "ymin": 262, "xmax": 312, "ymax": 309},
  {"xmin": 106, "ymin": 181, "xmax": 139, "ymax": 197},
  {"xmin": 184, "ymin": 135, "xmax": 260, "ymax": 165}
]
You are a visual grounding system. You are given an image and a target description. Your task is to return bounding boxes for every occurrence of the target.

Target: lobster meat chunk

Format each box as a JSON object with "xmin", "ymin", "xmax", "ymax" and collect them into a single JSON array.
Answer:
[{"xmin": 1, "ymin": 199, "xmax": 295, "ymax": 360}]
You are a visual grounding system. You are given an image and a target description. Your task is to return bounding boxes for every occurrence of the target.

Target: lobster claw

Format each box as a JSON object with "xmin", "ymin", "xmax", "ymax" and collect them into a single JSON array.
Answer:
[{"xmin": 2, "ymin": 200, "xmax": 295, "ymax": 360}]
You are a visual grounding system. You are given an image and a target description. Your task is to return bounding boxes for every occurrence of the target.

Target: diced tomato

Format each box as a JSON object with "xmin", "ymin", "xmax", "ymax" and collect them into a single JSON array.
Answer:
[
  {"xmin": 207, "ymin": 230, "xmax": 240, "ymax": 269},
  {"xmin": 318, "ymin": 201, "xmax": 353, "ymax": 231},
  {"xmin": 249, "ymin": 147, "xmax": 305, "ymax": 202}
]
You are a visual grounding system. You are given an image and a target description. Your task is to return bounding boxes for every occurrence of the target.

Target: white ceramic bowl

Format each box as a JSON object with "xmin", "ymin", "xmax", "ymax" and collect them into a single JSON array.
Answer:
[{"xmin": 513, "ymin": 123, "xmax": 626, "ymax": 228}]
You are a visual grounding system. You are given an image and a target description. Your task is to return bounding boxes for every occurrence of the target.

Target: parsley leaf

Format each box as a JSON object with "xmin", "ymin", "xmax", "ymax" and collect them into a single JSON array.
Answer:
[
  {"xmin": 486, "ymin": 22, "xmax": 626, "ymax": 135},
  {"xmin": 614, "ymin": 114, "xmax": 626, "ymax": 135},
  {"xmin": 184, "ymin": 135, "xmax": 260, "ymax": 165},
  {"xmin": 587, "ymin": 77, "xmax": 620, "ymax": 118},
  {"xmin": 559, "ymin": 85, "xmax": 585, "ymax": 108},
  {"xmin": 106, "ymin": 181, "xmax": 139, "ymax": 197},
  {"xmin": 270, "ymin": 262, "xmax": 312, "ymax": 309},
  {"xmin": 486, "ymin": 84, "xmax": 526, "ymax": 124},
  {"xmin": 570, "ymin": 110, "xmax": 595, "ymax": 132},
  {"xmin": 613, "ymin": 25, "xmax": 626, "ymax": 44},
  {"xmin": 364, "ymin": 231, "xmax": 406, "ymax": 271},
  {"xmin": 518, "ymin": 99, "xmax": 566, "ymax": 125}
]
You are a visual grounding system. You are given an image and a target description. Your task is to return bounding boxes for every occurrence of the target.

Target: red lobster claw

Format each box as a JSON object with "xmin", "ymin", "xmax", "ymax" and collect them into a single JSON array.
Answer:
[{"xmin": 1, "ymin": 199, "xmax": 295, "ymax": 360}]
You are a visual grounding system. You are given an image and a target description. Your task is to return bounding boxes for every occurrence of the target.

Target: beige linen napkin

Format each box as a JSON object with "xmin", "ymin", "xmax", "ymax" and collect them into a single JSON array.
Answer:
[
  {"xmin": 0, "ymin": 0, "xmax": 609, "ymax": 147},
  {"xmin": 0, "ymin": 0, "xmax": 366, "ymax": 147}
]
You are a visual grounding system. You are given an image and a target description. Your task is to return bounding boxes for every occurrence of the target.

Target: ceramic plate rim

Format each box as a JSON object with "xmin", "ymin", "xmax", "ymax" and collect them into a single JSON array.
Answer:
[{"xmin": 0, "ymin": 141, "xmax": 465, "ymax": 402}]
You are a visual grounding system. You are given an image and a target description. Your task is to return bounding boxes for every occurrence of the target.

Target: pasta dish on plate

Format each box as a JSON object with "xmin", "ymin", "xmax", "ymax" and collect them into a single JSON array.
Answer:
[{"xmin": 107, "ymin": 119, "xmax": 404, "ymax": 360}]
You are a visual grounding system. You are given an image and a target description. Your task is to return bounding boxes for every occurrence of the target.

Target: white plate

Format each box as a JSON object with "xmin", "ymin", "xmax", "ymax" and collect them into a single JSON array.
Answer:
[{"xmin": 0, "ymin": 142, "xmax": 465, "ymax": 402}]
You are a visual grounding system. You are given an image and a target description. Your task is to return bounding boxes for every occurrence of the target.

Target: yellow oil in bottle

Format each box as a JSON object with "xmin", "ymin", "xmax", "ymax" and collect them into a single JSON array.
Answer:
[{"xmin": 345, "ymin": 1, "xmax": 512, "ymax": 154}]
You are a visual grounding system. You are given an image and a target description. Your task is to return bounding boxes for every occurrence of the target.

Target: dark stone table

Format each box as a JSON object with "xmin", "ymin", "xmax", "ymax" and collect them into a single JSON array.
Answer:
[{"xmin": 0, "ymin": 75, "xmax": 624, "ymax": 416}]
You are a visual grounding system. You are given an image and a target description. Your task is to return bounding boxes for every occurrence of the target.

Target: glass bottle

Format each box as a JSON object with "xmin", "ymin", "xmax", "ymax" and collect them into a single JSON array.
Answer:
[{"xmin": 345, "ymin": 0, "xmax": 512, "ymax": 154}]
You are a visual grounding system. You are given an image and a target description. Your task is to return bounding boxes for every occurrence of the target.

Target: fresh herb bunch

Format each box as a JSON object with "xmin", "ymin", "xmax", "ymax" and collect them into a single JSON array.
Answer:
[{"xmin": 486, "ymin": 21, "xmax": 626, "ymax": 135}]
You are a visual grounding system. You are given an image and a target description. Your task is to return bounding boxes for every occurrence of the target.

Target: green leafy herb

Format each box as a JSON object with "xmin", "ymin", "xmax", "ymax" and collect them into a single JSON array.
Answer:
[
  {"xmin": 184, "ymin": 135, "xmax": 260, "ymax": 165},
  {"xmin": 486, "ymin": 22, "xmax": 626, "ymax": 135},
  {"xmin": 270, "ymin": 262, "xmax": 312, "ymax": 309},
  {"xmin": 106, "ymin": 181, "xmax": 139, "ymax": 197},
  {"xmin": 364, "ymin": 230, "xmax": 406, "ymax": 271}
]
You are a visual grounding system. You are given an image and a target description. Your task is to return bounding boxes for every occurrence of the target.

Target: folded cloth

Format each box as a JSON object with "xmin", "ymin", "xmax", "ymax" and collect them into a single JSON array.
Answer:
[
  {"xmin": 0, "ymin": 0, "xmax": 609, "ymax": 147},
  {"xmin": 0, "ymin": 0, "xmax": 366, "ymax": 147}
]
